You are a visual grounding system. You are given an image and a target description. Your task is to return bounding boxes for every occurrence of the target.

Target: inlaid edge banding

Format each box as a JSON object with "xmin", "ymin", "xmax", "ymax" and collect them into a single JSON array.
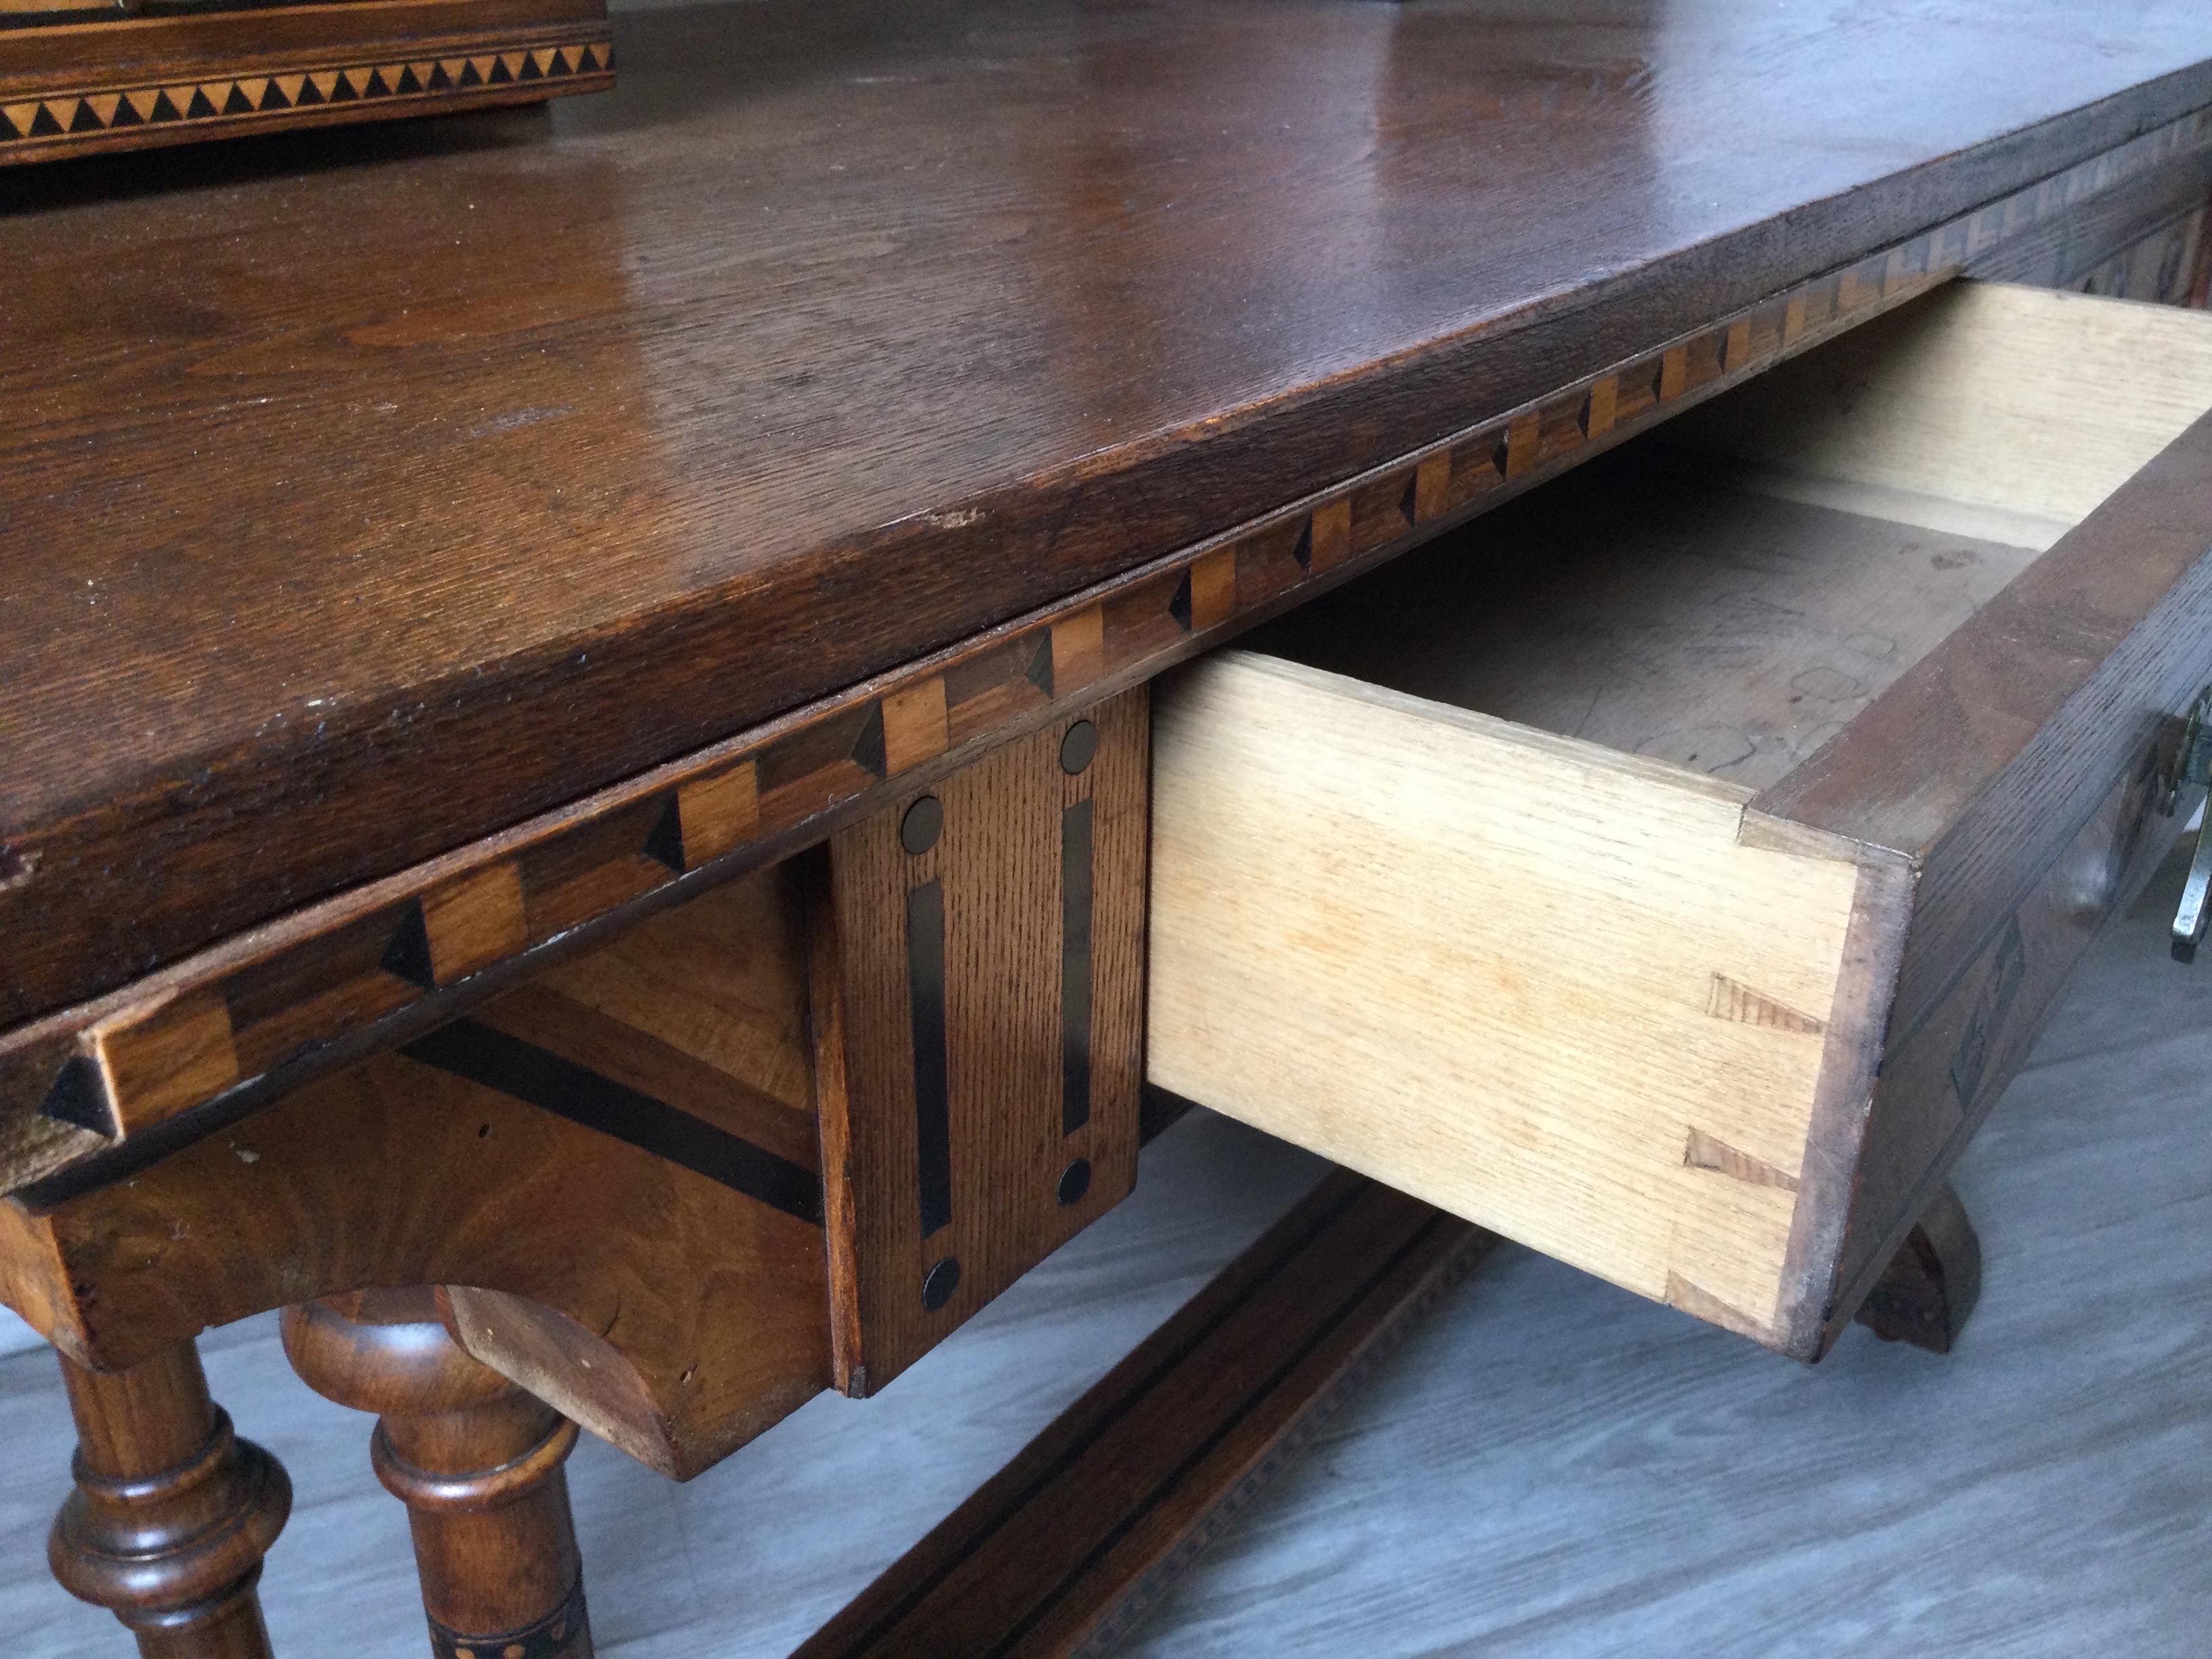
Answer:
[
  {"xmin": 0, "ymin": 35, "xmax": 613, "ymax": 159},
  {"xmin": 428, "ymin": 1572, "xmax": 589, "ymax": 1659},
  {"xmin": 14, "ymin": 102, "xmax": 2211, "ymax": 1184}
]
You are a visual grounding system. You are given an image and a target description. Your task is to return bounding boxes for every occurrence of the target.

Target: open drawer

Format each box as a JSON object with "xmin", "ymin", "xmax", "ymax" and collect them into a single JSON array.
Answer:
[{"xmin": 1149, "ymin": 282, "xmax": 2212, "ymax": 1359}]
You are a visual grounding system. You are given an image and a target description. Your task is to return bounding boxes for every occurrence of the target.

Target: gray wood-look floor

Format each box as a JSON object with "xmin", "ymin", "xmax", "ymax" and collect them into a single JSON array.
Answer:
[{"xmin": 5, "ymin": 850, "xmax": 2209, "ymax": 1658}]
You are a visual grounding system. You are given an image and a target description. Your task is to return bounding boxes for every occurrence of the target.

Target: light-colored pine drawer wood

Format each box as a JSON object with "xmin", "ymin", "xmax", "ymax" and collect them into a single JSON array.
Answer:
[{"xmin": 1149, "ymin": 281, "xmax": 2212, "ymax": 1359}]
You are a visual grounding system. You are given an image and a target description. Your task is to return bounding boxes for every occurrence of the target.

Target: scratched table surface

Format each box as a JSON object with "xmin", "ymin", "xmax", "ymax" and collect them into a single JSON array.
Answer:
[{"xmin": 7, "ymin": 0, "xmax": 2212, "ymax": 1028}]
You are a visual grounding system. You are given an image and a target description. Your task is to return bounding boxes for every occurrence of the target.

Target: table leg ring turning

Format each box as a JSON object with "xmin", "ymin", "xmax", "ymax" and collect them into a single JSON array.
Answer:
[
  {"xmin": 282, "ymin": 1288, "xmax": 594, "ymax": 1659},
  {"xmin": 47, "ymin": 1340, "xmax": 291, "ymax": 1659}
]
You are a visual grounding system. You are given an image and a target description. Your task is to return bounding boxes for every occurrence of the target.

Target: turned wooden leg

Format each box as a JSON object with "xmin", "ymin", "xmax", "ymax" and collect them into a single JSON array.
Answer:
[
  {"xmin": 1854, "ymin": 1179, "xmax": 1984, "ymax": 1354},
  {"xmin": 47, "ymin": 1339, "xmax": 291, "ymax": 1659},
  {"xmin": 281, "ymin": 1288, "xmax": 592, "ymax": 1659}
]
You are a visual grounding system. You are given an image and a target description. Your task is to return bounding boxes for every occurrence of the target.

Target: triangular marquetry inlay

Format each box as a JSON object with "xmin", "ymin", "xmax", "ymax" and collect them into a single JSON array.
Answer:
[
  {"xmin": 40, "ymin": 1056, "xmax": 113, "ymax": 1138},
  {"xmin": 186, "ymin": 87, "xmax": 220, "ymax": 119},
  {"xmin": 642, "ymin": 795, "xmax": 686, "ymax": 873},
  {"xmin": 380, "ymin": 901, "xmax": 437, "ymax": 991},
  {"xmin": 849, "ymin": 703, "xmax": 887, "ymax": 780},
  {"xmin": 28, "ymin": 102, "xmax": 66, "ymax": 137},
  {"xmin": 67, "ymin": 98, "xmax": 105, "ymax": 133}
]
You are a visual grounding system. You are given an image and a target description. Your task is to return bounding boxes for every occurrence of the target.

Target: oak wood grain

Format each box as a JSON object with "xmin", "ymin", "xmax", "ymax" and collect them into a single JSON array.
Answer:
[
  {"xmin": 283, "ymin": 1288, "xmax": 592, "ymax": 1659},
  {"xmin": 1153, "ymin": 281, "xmax": 2212, "ymax": 1357},
  {"xmin": 817, "ymin": 693, "xmax": 1149, "ymax": 1395},
  {"xmin": 796, "ymin": 1172, "xmax": 1492, "ymax": 1659},
  {"xmin": 1149, "ymin": 650, "xmax": 1885, "ymax": 1346},
  {"xmin": 47, "ymin": 1338, "xmax": 290, "ymax": 1658},
  {"xmin": 10, "ymin": 112, "xmax": 2212, "ymax": 1196},
  {"xmin": 7, "ymin": 0, "xmax": 2212, "ymax": 1036},
  {"xmin": 0, "ymin": 867, "xmax": 835, "ymax": 1481}
]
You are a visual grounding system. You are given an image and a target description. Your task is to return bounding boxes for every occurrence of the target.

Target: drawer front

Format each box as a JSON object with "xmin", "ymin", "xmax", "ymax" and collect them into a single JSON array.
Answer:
[{"xmin": 1149, "ymin": 283, "xmax": 2212, "ymax": 1359}]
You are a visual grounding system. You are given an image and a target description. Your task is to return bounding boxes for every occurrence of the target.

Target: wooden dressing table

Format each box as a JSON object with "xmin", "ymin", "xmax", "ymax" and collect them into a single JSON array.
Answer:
[{"xmin": 7, "ymin": 3, "xmax": 2212, "ymax": 1652}]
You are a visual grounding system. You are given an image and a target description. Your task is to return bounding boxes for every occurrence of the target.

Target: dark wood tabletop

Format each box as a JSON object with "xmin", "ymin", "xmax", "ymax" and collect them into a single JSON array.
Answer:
[{"xmin": 8, "ymin": 0, "xmax": 2212, "ymax": 1029}]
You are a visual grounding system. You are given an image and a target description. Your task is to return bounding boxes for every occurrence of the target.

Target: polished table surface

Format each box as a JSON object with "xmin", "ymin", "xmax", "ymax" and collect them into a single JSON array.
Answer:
[
  {"xmin": 8, "ymin": 7, "xmax": 2212, "ymax": 1653},
  {"xmin": 8, "ymin": 0, "xmax": 2212, "ymax": 1026}
]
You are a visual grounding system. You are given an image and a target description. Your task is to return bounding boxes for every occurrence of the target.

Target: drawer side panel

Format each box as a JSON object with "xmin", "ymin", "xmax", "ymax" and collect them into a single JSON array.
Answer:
[{"xmin": 1149, "ymin": 653, "xmax": 1870, "ymax": 1343}]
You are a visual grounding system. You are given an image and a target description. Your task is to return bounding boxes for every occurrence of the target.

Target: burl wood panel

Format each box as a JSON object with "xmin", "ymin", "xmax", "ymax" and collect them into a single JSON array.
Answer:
[
  {"xmin": 0, "ymin": 869, "xmax": 834, "ymax": 1481},
  {"xmin": 21, "ymin": 110, "xmax": 2212, "ymax": 1201},
  {"xmin": 798, "ymin": 1173, "xmax": 1492, "ymax": 1659},
  {"xmin": 7, "ymin": 1, "xmax": 2212, "ymax": 1054},
  {"xmin": 0, "ymin": 0, "xmax": 611, "ymax": 165},
  {"xmin": 816, "ymin": 693, "xmax": 1149, "ymax": 1395}
]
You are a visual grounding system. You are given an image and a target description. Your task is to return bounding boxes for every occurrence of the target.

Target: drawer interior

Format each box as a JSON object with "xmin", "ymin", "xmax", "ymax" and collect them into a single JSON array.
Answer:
[
  {"xmin": 1254, "ymin": 281, "xmax": 2212, "ymax": 786},
  {"xmin": 1149, "ymin": 281, "xmax": 2212, "ymax": 1351}
]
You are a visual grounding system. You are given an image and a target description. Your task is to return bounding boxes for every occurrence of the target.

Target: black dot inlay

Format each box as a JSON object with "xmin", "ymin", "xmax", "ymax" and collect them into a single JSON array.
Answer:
[
  {"xmin": 901, "ymin": 795, "xmax": 944, "ymax": 855},
  {"xmin": 922, "ymin": 1256, "xmax": 962, "ymax": 1311},
  {"xmin": 1057, "ymin": 1158, "xmax": 1092, "ymax": 1206},
  {"xmin": 1059, "ymin": 720, "xmax": 1098, "ymax": 776}
]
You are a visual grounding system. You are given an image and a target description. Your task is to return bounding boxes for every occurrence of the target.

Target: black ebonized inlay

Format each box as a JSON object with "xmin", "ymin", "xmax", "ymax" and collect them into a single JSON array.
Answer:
[
  {"xmin": 39, "ymin": 1055, "xmax": 113, "ymax": 1137},
  {"xmin": 901, "ymin": 795, "xmax": 944, "ymax": 856},
  {"xmin": 922, "ymin": 1254, "xmax": 962, "ymax": 1311},
  {"xmin": 428, "ymin": 1572, "xmax": 589, "ymax": 1659},
  {"xmin": 1058, "ymin": 720, "xmax": 1097, "ymax": 777},
  {"xmin": 1057, "ymin": 1157, "xmax": 1092, "ymax": 1207},
  {"xmin": 1060, "ymin": 797, "xmax": 1094, "ymax": 1136},
  {"xmin": 1025, "ymin": 633, "xmax": 1056, "ymax": 696},
  {"xmin": 380, "ymin": 900, "xmax": 437, "ymax": 990},
  {"xmin": 907, "ymin": 878, "xmax": 954, "ymax": 1236},
  {"xmin": 643, "ymin": 794, "xmax": 686, "ymax": 872},
  {"xmin": 402, "ymin": 1020, "xmax": 823, "ymax": 1225}
]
